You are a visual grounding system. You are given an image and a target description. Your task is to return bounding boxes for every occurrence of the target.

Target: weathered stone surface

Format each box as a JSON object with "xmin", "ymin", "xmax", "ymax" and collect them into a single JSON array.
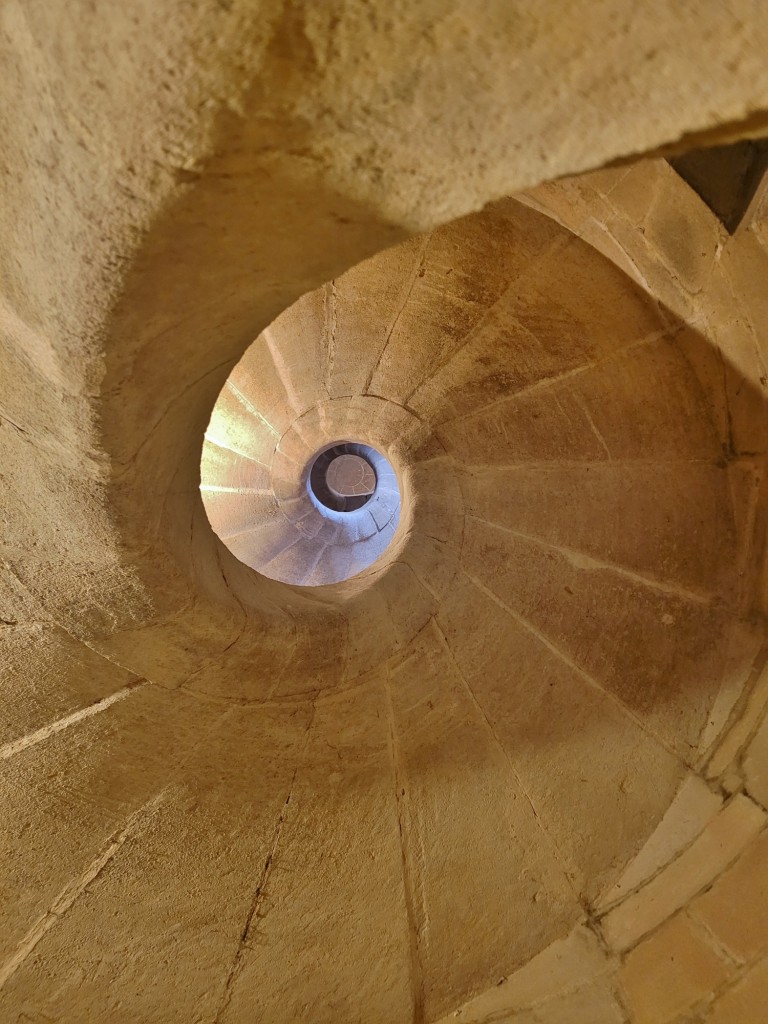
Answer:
[
  {"xmin": 388, "ymin": 621, "xmax": 577, "ymax": 1020},
  {"xmin": 745, "ymin": 713, "xmax": 768, "ymax": 809},
  {"xmin": 434, "ymin": 925, "xmax": 615, "ymax": 1023},
  {"xmin": 2, "ymin": 6, "xmax": 768, "ymax": 1021},
  {"xmin": 534, "ymin": 980, "xmax": 627, "ymax": 1024}
]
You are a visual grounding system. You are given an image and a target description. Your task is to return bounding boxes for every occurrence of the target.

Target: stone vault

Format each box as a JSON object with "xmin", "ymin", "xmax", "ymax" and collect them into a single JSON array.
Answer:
[{"xmin": 2, "ymin": 4, "xmax": 768, "ymax": 1022}]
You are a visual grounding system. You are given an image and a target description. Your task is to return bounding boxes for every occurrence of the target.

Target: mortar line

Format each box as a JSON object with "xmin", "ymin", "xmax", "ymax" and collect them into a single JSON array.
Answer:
[
  {"xmin": 597, "ymin": 795, "xmax": 767, "ymax": 957},
  {"xmin": 729, "ymin": 462, "xmax": 765, "ymax": 614},
  {"xmin": 0, "ymin": 563, "xmax": 161, "ymax": 691},
  {"xmin": 453, "ymin": 456, "xmax": 724, "ymax": 471},
  {"xmin": 363, "ymin": 233, "xmax": 432, "ymax": 396},
  {"xmin": 0, "ymin": 789, "xmax": 166, "ymax": 992},
  {"xmin": 323, "ymin": 279, "xmax": 338, "ymax": 398},
  {"xmin": 466, "ymin": 514, "xmax": 715, "ymax": 605},
  {"xmin": 383, "ymin": 666, "xmax": 426, "ymax": 1024},
  {"xmin": 401, "ymin": 233, "xmax": 572, "ymax": 408},
  {"xmin": 436, "ymin": 329, "xmax": 667, "ymax": 429},
  {"xmin": 575, "ymin": 394, "xmax": 613, "ymax": 460},
  {"xmin": 0, "ymin": 679, "xmax": 147, "ymax": 762},
  {"xmin": 262, "ymin": 326, "xmax": 305, "ymax": 418},
  {"xmin": 218, "ymin": 517, "xmax": 282, "ymax": 541},
  {"xmin": 463, "ymin": 570, "xmax": 692, "ymax": 771},
  {"xmin": 200, "ymin": 485, "xmax": 272, "ymax": 494},
  {"xmin": 213, "ymin": 706, "xmax": 316, "ymax": 1024},
  {"xmin": 203, "ymin": 433, "xmax": 268, "ymax": 467},
  {"xmin": 226, "ymin": 380, "xmax": 280, "ymax": 436},
  {"xmin": 0, "ymin": 703, "xmax": 234, "ymax": 993}
]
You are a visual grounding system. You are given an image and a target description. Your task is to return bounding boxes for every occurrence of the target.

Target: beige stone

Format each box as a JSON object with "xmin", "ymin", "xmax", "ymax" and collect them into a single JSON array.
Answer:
[
  {"xmin": 706, "ymin": 956, "xmax": 768, "ymax": 1024},
  {"xmin": 600, "ymin": 796, "xmax": 766, "ymax": 951},
  {"xmin": 619, "ymin": 912, "xmax": 732, "ymax": 1024},
  {"xmin": 745, "ymin": 713, "xmax": 768, "ymax": 809},
  {"xmin": 437, "ymin": 926, "xmax": 614, "ymax": 1022},
  {"xmin": 690, "ymin": 830, "xmax": 768, "ymax": 963},
  {"xmin": 708, "ymin": 660, "xmax": 768, "ymax": 781},
  {"xmin": 598, "ymin": 774, "xmax": 724, "ymax": 910},
  {"xmin": 532, "ymin": 980, "xmax": 626, "ymax": 1024},
  {"xmin": 2, "ymin": 5, "xmax": 768, "ymax": 1022}
]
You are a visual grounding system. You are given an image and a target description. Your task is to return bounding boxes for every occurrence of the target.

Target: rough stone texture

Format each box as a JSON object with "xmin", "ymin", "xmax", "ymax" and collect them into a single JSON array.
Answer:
[
  {"xmin": 2, "ymin": 5, "xmax": 768, "ymax": 1023},
  {"xmin": 435, "ymin": 925, "xmax": 616, "ymax": 1023}
]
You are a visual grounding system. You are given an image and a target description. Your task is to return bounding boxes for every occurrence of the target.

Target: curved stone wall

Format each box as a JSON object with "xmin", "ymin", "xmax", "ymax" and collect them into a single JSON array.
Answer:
[{"xmin": 2, "ymin": 6, "xmax": 768, "ymax": 1023}]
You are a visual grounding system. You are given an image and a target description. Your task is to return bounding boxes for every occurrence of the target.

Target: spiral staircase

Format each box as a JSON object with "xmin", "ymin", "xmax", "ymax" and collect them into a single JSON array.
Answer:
[{"xmin": 3, "ymin": 6, "xmax": 768, "ymax": 1024}]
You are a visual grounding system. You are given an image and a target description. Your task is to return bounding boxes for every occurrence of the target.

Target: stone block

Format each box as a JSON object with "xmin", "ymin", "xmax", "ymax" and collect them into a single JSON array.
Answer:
[
  {"xmin": 601, "ymin": 159, "xmax": 667, "ymax": 226},
  {"xmin": 708, "ymin": 659, "xmax": 768, "ymax": 780},
  {"xmin": 600, "ymin": 796, "xmax": 766, "ymax": 951},
  {"xmin": 744, "ymin": 712, "xmax": 768, "ymax": 809},
  {"xmin": 690, "ymin": 830, "xmax": 768, "ymax": 963},
  {"xmin": 388, "ymin": 622, "xmax": 577, "ymax": 1021},
  {"xmin": 442, "ymin": 926, "xmax": 613, "ymax": 1022},
  {"xmin": 641, "ymin": 171, "xmax": 724, "ymax": 295},
  {"xmin": 698, "ymin": 622, "xmax": 765, "ymax": 760},
  {"xmin": 706, "ymin": 956, "xmax": 768, "ymax": 1024},
  {"xmin": 532, "ymin": 979, "xmax": 625, "ymax": 1024},
  {"xmin": 598, "ymin": 774, "xmax": 723, "ymax": 910},
  {"xmin": 0, "ymin": 624, "xmax": 138, "ymax": 748},
  {"xmin": 618, "ymin": 912, "xmax": 731, "ymax": 1024}
]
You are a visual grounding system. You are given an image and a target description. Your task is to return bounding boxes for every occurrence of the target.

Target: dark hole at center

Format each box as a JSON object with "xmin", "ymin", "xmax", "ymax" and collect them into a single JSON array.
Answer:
[{"xmin": 309, "ymin": 445, "xmax": 377, "ymax": 513}]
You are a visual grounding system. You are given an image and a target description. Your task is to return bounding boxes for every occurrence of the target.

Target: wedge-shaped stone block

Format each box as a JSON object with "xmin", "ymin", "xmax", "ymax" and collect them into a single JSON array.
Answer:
[
  {"xmin": 690, "ymin": 830, "xmax": 768, "ymax": 963},
  {"xmin": 601, "ymin": 796, "xmax": 766, "ymax": 951}
]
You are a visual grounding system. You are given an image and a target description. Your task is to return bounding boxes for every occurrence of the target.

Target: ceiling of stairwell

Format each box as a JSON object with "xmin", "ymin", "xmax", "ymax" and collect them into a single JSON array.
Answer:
[
  {"xmin": 57, "ymin": 192, "xmax": 756, "ymax": 1017},
  {"xmin": 3, "ymin": 166, "xmax": 768, "ymax": 1023},
  {"xmin": 3, "ymin": 6, "xmax": 768, "ymax": 1020}
]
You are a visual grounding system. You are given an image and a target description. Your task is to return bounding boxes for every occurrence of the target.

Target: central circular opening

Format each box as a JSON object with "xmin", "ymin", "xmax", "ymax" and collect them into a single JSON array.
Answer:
[
  {"xmin": 309, "ymin": 445, "xmax": 379, "ymax": 513},
  {"xmin": 326, "ymin": 454, "xmax": 376, "ymax": 499}
]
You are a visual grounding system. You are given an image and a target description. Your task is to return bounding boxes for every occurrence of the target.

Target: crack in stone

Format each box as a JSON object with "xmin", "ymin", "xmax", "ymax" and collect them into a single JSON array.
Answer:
[
  {"xmin": 383, "ymin": 667, "xmax": 426, "ymax": 1024},
  {"xmin": 213, "ymin": 708, "xmax": 315, "ymax": 1023}
]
